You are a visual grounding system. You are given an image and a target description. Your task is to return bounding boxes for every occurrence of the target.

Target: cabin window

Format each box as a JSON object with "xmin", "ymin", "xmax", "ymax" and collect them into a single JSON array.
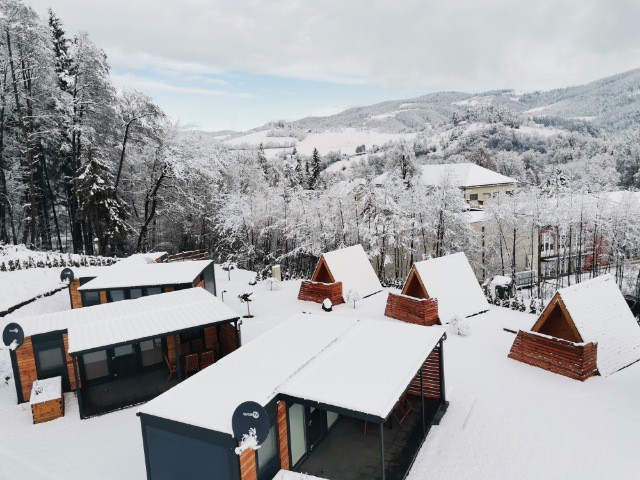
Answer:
[
  {"xmin": 469, "ymin": 193, "xmax": 478, "ymax": 201},
  {"xmin": 129, "ymin": 288, "xmax": 143, "ymax": 299},
  {"xmin": 83, "ymin": 350, "xmax": 109, "ymax": 381},
  {"xmin": 109, "ymin": 289, "xmax": 126, "ymax": 302},
  {"xmin": 257, "ymin": 424, "xmax": 278, "ymax": 478},
  {"xmin": 140, "ymin": 338, "xmax": 164, "ymax": 367},
  {"xmin": 82, "ymin": 291, "xmax": 101, "ymax": 307},
  {"xmin": 146, "ymin": 287, "xmax": 162, "ymax": 296},
  {"xmin": 32, "ymin": 334, "xmax": 67, "ymax": 385},
  {"xmin": 288, "ymin": 403, "xmax": 307, "ymax": 467},
  {"xmin": 37, "ymin": 347, "xmax": 65, "ymax": 373}
]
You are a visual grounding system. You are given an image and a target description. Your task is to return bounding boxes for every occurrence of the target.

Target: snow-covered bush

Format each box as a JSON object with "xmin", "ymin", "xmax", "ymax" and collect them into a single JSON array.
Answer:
[
  {"xmin": 345, "ymin": 289, "xmax": 361, "ymax": 309},
  {"xmin": 449, "ymin": 316, "xmax": 471, "ymax": 336},
  {"xmin": 264, "ymin": 277, "xmax": 281, "ymax": 291},
  {"xmin": 322, "ymin": 298, "xmax": 333, "ymax": 312}
]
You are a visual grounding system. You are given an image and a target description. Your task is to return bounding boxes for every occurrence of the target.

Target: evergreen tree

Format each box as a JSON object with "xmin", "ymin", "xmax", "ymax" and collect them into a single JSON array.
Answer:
[
  {"xmin": 257, "ymin": 143, "xmax": 268, "ymax": 177},
  {"xmin": 309, "ymin": 148, "xmax": 321, "ymax": 189}
]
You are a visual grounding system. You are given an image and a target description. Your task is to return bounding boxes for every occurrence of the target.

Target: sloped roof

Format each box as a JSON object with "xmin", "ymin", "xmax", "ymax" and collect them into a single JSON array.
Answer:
[
  {"xmin": 321, "ymin": 245, "xmax": 382, "ymax": 298},
  {"xmin": 78, "ymin": 260, "xmax": 212, "ymax": 290},
  {"xmin": 413, "ymin": 252, "xmax": 489, "ymax": 323},
  {"xmin": 4, "ymin": 288, "xmax": 232, "ymax": 339},
  {"xmin": 554, "ymin": 275, "xmax": 640, "ymax": 376},
  {"xmin": 73, "ymin": 253, "xmax": 166, "ymax": 279},
  {"xmin": 418, "ymin": 163, "xmax": 517, "ymax": 188},
  {"xmin": 139, "ymin": 314, "xmax": 445, "ymax": 432},
  {"xmin": 67, "ymin": 288, "xmax": 238, "ymax": 354}
]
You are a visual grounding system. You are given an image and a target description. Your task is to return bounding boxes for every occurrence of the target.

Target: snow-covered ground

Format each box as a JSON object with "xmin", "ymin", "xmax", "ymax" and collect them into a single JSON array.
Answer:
[
  {"xmin": 0, "ymin": 268, "xmax": 65, "ymax": 313},
  {"xmin": 1, "ymin": 265, "xmax": 639, "ymax": 479},
  {"xmin": 225, "ymin": 127, "xmax": 417, "ymax": 157}
]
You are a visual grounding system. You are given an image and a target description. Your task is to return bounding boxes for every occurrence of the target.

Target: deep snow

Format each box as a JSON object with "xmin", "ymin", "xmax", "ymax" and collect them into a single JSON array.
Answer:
[{"xmin": 0, "ymin": 265, "xmax": 639, "ymax": 479}]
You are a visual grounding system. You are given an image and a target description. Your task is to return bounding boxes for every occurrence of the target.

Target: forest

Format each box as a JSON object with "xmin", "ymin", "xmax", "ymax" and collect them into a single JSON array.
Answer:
[{"xmin": 1, "ymin": 0, "xmax": 640, "ymax": 285}]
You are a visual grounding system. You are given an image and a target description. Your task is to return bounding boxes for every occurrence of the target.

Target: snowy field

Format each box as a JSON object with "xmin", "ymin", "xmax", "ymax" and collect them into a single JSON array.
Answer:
[
  {"xmin": 1, "ymin": 266, "xmax": 639, "ymax": 479},
  {"xmin": 0, "ymin": 268, "xmax": 65, "ymax": 313}
]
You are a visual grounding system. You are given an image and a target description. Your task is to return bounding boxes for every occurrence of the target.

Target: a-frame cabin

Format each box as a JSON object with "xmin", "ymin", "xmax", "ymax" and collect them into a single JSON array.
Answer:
[
  {"xmin": 298, "ymin": 244, "xmax": 382, "ymax": 305},
  {"xmin": 385, "ymin": 265, "xmax": 440, "ymax": 326},
  {"xmin": 509, "ymin": 274, "xmax": 640, "ymax": 380}
]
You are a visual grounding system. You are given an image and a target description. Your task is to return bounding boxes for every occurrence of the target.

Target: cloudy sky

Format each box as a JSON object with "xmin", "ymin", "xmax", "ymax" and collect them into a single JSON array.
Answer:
[{"xmin": 29, "ymin": 0, "xmax": 640, "ymax": 131}]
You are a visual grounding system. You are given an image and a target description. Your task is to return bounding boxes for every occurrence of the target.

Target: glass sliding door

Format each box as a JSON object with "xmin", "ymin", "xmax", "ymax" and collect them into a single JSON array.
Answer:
[
  {"xmin": 140, "ymin": 338, "xmax": 164, "ymax": 368},
  {"xmin": 82, "ymin": 350, "xmax": 110, "ymax": 382},
  {"xmin": 288, "ymin": 403, "xmax": 307, "ymax": 467}
]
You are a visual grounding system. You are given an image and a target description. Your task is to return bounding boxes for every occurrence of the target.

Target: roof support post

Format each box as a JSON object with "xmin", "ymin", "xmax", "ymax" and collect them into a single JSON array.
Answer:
[
  {"xmin": 174, "ymin": 334, "xmax": 184, "ymax": 381},
  {"xmin": 420, "ymin": 366, "xmax": 426, "ymax": 436},
  {"xmin": 439, "ymin": 338, "xmax": 446, "ymax": 403},
  {"xmin": 235, "ymin": 320, "xmax": 241, "ymax": 349},
  {"xmin": 72, "ymin": 356, "xmax": 84, "ymax": 419},
  {"xmin": 379, "ymin": 422, "xmax": 385, "ymax": 480}
]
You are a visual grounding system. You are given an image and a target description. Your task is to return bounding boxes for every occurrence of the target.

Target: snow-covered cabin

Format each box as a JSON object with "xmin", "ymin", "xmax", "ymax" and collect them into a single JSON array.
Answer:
[
  {"xmin": 509, "ymin": 274, "xmax": 640, "ymax": 379},
  {"xmin": 297, "ymin": 244, "xmax": 383, "ymax": 305},
  {"xmin": 386, "ymin": 252, "xmax": 489, "ymax": 325},
  {"xmin": 73, "ymin": 259, "xmax": 216, "ymax": 308},
  {"xmin": 3, "ymin": 288, "xmax": 240, "ymax": 417},
  {"xmin": 68, "ymin": 252, "xmax": 169, "ymax": 308},
  {"xmin": 138, "ymin": 314, "xmax": 447, "ymax": 480},
  {"xmin": 375, "ymin": 163, "xmax": 517, "ymax": 207}
]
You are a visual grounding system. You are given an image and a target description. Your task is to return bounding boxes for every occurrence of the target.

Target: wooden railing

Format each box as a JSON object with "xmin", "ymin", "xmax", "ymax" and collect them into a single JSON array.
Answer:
[{"xmin": 384, "ymin": 293, "xmax": 439, "ymax": 326}]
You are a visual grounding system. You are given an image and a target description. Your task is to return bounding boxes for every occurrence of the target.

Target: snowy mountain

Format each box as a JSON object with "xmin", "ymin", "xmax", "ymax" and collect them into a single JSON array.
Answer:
[{"xmin": 221, "ymin": 69, "xmax": 640, "ymax": 156}]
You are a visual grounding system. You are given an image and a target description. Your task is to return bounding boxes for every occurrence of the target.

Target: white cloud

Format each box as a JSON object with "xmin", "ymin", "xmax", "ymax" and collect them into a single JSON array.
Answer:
[
  {"xmin": 29, "ymin": 0, "xmax": 640, "ymax": 93},
  {"xmin": 110, "ymin": 73, "xmax": 252, "ymax": 98}
]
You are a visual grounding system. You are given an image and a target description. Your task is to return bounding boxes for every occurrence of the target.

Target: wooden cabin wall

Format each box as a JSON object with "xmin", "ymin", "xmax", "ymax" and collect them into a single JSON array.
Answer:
[
  {"xmin": 535, "ymin": 304, "xmax": 581, "ymax": 343},
  {"xmin": 164, "ymin": 286, "xmax": 174, "ymax": 292},
  {"xmin": 15, "ymin": 337, "xmax": 37, "ymax": 402},
  {"xmin": 219, "ymin": 323, "xmax": 239, "ymax": 356},
  {"xmin": 384, "ymin": 293, "xmax": 439, "ymax": 326},
  {"xmin": 508, "ymin": 330, "xmax": 598, "ymax": 381},
  {"xmin": 69, "ymin": 280, "xmax": 82, "ymax": 309},
  {"xmin": 277, "ymin": 400, "xmax": 290, "ymax": 470},
  {"xmin": 204, "ymin": 326, "xmax": 217, "ymax": 353},
  {"xmin": 297, "ymin": 281, "xmax": 344, "ymax": 305},
  {"xmin": 62, "ymin": 334, "xmax": 79, "ymax": 390},
  {"xmin": 99, "ymin": 291, "xmax": 108, "ymax": 304},
  {"xmin": 239, "ymin": 448, "xmax": 257, "ymax": 480},
  {"xmin": 408, "ymin": 345, "xmax": 442, "ymax": 399}
]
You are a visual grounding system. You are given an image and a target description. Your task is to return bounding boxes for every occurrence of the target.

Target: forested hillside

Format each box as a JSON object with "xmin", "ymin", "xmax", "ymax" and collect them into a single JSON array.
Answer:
[{"xmin": 1, "ymin": 0, "xmax": 640, "ymax": 283}]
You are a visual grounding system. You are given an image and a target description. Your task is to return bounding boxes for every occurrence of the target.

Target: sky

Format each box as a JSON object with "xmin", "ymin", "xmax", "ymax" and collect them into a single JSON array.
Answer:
[{"xmin": 28, "ymin": 0, "xmax": 640, "ymax": 132}]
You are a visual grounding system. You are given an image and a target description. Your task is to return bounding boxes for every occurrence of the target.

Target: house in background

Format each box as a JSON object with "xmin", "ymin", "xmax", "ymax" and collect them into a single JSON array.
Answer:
[
  {"xmin": 509, "ymin": 274, "xmax": 640, "ymax": 380},
  {"xmin": 386, "ymin": 252, "xmax": 489, "ymax": 325},
  {"xmin": 5, "ymin": 288, "xmax": 240, "ymax": 417},
  {"xmin": 138, "ymin": 314, "xmax": 447, "ymax": 480},
  {"xmin": 298, "ymin": 244, "xmax": 382, "ymax": 305},
  {"xmin": 73, "ymin": 260, "xmax": 216, "ymax": 308},
  {"xmin": 376, "ymin": 163, "xmax": 517, "ymax": 208}
]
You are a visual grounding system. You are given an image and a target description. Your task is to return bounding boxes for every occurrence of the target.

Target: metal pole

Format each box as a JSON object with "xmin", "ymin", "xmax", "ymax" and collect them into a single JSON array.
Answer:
[
  {"xmin": 379, "ymin": 422, "xmax": 385, "ymax": 480},
  {"xmin": 420, "ymin": 366, "xmax": 426, "ymax": 435},
  {"xmin": 174, "ymin": 334, "xmax": 183, "ymax": 381},
  {"xmin": 72, "ymin": 356, "xmax": 83, "ymax": 419},
  {"xmin": 439, "ymin": 338, "xmax": 446, "ymax": 403}
]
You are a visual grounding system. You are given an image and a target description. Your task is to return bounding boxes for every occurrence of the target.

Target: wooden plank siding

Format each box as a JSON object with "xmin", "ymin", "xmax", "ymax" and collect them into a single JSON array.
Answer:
[
  {"xmin": 204, "ymin": 326, "xmax": 217, "ymax": 353},
  {"xmin": 99, "ymin": 291, "xmax": 108, "ymax": 304},
  {"xmin": 31, "ymin": 396, "xmax": 64, "ymax": 424},
  {"xmin": 239, "ymin": 448, "xmax": 257, "ymax": 480},
  {"xmin": 277, "ymin": 400, "xmax": 290, "ymax": 471},
  {"xmin": 15, "ymin": 337, "xmax": 37, "ymax": 402},
  {"xmin": 69, "ymin": 279, "xmax": 82, "ymax": 309},
  {"xmin": 219, "ymin": 323, "xmax": 239, "ymax": 356},
  {"xmin": 408, "ymin": 346, "xmax": 442, "ymax": 399},
  {"xmin": 384, "ymin": 293, "xmax": 439, "ymax": 326},
  {"xmin": 62, "ymin": 334, "xmax": 79, "ymax": 391},
  {"xmin": 508, "ymin": 330, "xmax": 598, "ymax": 381},
  {"xmin": 297, "ymin": 280, "xmax": 344, "ymax": 305}
]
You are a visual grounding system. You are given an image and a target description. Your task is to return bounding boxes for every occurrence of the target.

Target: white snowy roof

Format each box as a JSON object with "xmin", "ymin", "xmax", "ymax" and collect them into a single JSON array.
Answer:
[
  {"xmin": 279, "ymin": 320, "xmax": 444, "ymax": 419},
  {"xmin": 274, "ymin": 471, "xmax": 328, "ymax": 480},
  {"xmin": 139, "ymin": 314, "xmax": 444, "ymax": 432},
  {"xmin": 67, "ymin": 288, "xmax": 237, "ymax": 354},
  {"xmin": 321, "ymin": 244, "xmax": 382, "ymax": 298},
  {"xmin": 139, "ymin": 314, "xmax": 358, "ymax": 433},
  {"xmin": 5, "ymin": 288, "xmax": 229, "ymax": 339},
  {"xmin": 417, "ymin": 163, "xmax": 517, "ymax": 188},
  {"xmin": 413, "ymin": 252, "xmax": 489, "ymax": 324},
  {"xmin": 72, "ymin": 253, "xmax": 165, "ymax": 279},
  {"xmin": 554, "ymin": 274, "xmax": 640, "ymax": 376},
  {"xmin": 78, "ymin": 260, "xmax": 212, "ymax": 290}
]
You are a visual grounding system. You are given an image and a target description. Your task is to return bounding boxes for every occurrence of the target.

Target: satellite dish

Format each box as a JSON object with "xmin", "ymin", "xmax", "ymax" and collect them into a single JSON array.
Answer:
[
  {"xmin": 2, "ymin": 323, "xmax": 24, "ymax": 349},
  {"xmin": 232, "ymin": 401, "xmax": 270, "ymax": 445},
  {"xmin": 60, "ymin": 267, "xmax": 75, "ymax": 283}
]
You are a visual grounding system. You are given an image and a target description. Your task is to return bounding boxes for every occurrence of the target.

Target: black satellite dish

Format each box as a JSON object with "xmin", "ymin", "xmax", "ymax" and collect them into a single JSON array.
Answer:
[
  {"xmin": 232, "ymin": 401, "xmax": 271, "ymax": 445},
  {"xmin": 60, "ymin": 267, "xmax": 75, "ymax": 283},
  {"xmin": 2, "ymin": 323, "xmax": 24, "ymax": 349}
]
